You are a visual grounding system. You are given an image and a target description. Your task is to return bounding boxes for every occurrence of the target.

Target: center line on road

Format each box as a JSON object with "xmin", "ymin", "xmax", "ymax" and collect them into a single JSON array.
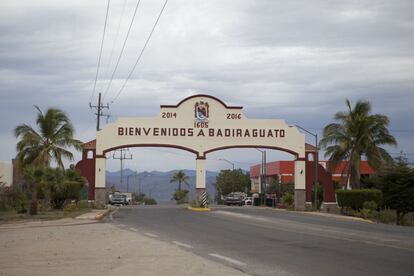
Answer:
[
  {"xmin": 129, "ymin": 227, "xmax": 137, "ymax": 232},
  {"xmin": 209, "ymin": 253, "xmax": 246, "ymax": 267},
  {"xmin": 144, "ymin": 232, "xmax": 159, "ymax": 238},
  {"xmin": 172, "ymin": 241, "xmax": 193, "ymax": 249}
]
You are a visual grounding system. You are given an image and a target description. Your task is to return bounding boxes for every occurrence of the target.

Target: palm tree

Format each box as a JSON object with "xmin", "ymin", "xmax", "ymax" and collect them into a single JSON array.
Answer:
[
  {"xmin": 14, "ymin": 106, "xmax": 82, "ymax": 169},
  {"xmin": 319, "ymin": 99, "xmax": 397, "ymax": 189},
  {"xmin": 14, "ymin": 106, "xmax": 82, "ymax": 214},
  {"xmin": 170, "ymin": 170, "xmax": 189, "ymax": 192}
]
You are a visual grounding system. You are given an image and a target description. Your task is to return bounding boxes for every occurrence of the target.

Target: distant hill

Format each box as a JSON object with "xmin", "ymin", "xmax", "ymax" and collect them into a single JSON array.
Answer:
[{"xmin": 106, "ymin": 169, "xmax": 219, "ymax": 202}]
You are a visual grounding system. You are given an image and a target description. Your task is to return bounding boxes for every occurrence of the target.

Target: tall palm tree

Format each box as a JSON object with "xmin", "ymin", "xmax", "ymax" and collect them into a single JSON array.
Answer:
[
  {"xmin": 170, "ymin": 170, "xmax": 189, "ymax": 192},
  {"xmin": 14, "ymin": 106, "xmax": 83, "ymax": 169},
  {"xmin": 14, "ymin": 106, "xmax": 82, "ymax": 214},
  {"xmin": 319, "ymin": 99, "xmax": 397, "ymax": 189}
]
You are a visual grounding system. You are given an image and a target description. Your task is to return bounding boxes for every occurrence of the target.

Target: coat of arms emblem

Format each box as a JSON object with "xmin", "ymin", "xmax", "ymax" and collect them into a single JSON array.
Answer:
[{"xmin": 194, "ymin": 101, "xmax": 209, "ymax": 122}]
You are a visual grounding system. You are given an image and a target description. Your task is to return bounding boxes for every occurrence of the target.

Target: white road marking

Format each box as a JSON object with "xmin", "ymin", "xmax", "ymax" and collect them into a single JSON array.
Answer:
[
  {"xmin": 208, "ymin": 253, "xmax": 246, "ymax": 267},
  {"xmin": 214, "ymin": 211, "xmax": 254, "ymax": 220},
  {"xmin": 144, "ymin": 232, "xmax": 159, "ymax": 238},
  {"xmin": 172, "ymin": 241, "xmax": 193, "ymax": 249},
  {"xmin": 129, "ymin": 227, "xmax": 137, "ymax": 232},
  {"xmin": 118, "ymin": 224, "xmax": 126, "ymax": 227}
]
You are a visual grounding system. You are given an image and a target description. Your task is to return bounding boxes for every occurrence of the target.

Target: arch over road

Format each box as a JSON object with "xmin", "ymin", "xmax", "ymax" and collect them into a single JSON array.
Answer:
[{"xmin": 94, "ymin": 95, "xmax": 307, "ymax": 209}]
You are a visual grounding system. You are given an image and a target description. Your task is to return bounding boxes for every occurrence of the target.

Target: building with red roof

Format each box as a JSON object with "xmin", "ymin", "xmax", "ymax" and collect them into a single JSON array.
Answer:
[{"xmin": 250, "ymin": 144, "xmax": 376, "ymax": 204}]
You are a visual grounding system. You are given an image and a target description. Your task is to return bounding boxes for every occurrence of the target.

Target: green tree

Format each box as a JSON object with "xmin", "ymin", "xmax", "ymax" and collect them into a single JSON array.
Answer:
[
  {"xmin": 378, "ymin": 157, "xmax": 414, "ymax": 225},
  {"xmin": 215, "ymin": 169, "xmax": 250, "ymax": 201},
  {"xmin": 14, "ymin": 106, "xmax": 82, "ymax": 169},
  {"xmin": 170, "ymin": 170, "xmax": 189, "ymax": 192},
  {"xmin": 36, "ymin": 167, "xmax": 86, "ymax": 209},
  {"xmin": 22, "ymin": 166, "xmax": 44, "ymax": 215},
  {"xmin": 319, "ymin": 99, "xmax": 396, "ymax": 189},
  {"xmin": 14, "ymin": 106, "xmax": 82, "ymax": 214}
]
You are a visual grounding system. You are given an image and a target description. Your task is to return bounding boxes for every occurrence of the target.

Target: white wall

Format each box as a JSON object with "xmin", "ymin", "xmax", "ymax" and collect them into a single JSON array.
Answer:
[{"xmin": 0, "ymin": 162, "xmax": 13, "ymax": 187}]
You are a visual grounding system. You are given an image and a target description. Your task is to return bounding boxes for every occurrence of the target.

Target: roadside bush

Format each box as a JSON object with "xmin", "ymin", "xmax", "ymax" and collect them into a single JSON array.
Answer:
[
  {"xmin": 355, "ymin": 209, "xmax": 373, "ymax": 220},
  {"xmin": 363, "ymin": 200, "xmax": 378, "ymax": 211},
  {"xmin": 373, "ymin": 208, "xmax": 397, "ymax": 224},
  {"xmin": 282, "ymin": 192, "xmax": 294, "ymax": 207},
  {"xmin": 336, "ymin": 189, "xmax": 382, "ymax": 211},
  {"xmin": 281, "ymin": 183, "xmax": 294, "ymax": 196},
  {"xmin": 76, "ymin": 200, "xmax": 89, "ymax": 209},
  {"xmin": 0, "ymin": 185, "xmax": 27, "ymax": 213},
  {"xmin": 143, "ymin": 197, "xmax": 157, "ymax": 205},
  {"xmin": 63, "ymin": 202, "xmax": 78, "ymax": 213},
  {"xmin": 50, "ymin": 181, "xmax": 83, "ymax": 209},
  {"xmin": 173, "ymin": 190, "xmax": 189, "ymax": 204}
]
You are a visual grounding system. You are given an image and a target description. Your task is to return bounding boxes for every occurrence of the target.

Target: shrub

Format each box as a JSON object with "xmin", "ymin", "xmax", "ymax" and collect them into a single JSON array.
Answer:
[
  {"xmin": 50, "ymin": 181, "xmax": 82, "ymax": 209},
  {"xmin": 0, "ymin": 185, "xmax": 27, "ymax": 212},
  {"xmin": 282, "ymin": 192, "xmax": 294, "ymax": 207},
  {"xmin": 355, "ymin": 209, "xmax": 373, "ymax": 220},
  {"xmin": 373, "ymin": 208, "xmax": 396, "ymax": 224},
  {"xmin": 363, "ymin": 200, "xmax": 378, "ymax": 211},
  {"xmin": 173, "ymin": 190, "xmax": 189, "ymax": 204},
  {"xmin": 143, "ymin": 197, "xmax": 157, "ymax": 205},
  {"xmin": 336, "ymin": 189, "xmax": 382, "ymax": 210},
  {"xmin": 63, "ymin": 202, "xmax": 78, "ymax": 213}
]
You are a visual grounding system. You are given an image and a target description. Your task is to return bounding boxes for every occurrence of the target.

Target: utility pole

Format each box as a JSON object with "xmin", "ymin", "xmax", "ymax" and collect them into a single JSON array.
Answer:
[
  {"xmin": 112, "ymin": 149, "xmax": 133, "ymax": 191},
  {"xmin": 89, "ymin": 92, "xmax": 110, "ymax": 131}
]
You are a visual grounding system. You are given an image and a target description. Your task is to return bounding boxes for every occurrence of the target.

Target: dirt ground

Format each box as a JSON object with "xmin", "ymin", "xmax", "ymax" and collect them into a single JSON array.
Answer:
[{"xmin": 0, "ymin": 217, "xmax": 247, "ymax": 276}]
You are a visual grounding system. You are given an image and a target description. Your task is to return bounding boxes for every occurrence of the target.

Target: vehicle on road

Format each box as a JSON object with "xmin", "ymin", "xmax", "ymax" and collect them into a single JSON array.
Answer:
[
  {"xmin": 109, "ymin": 193, "xmax": 128, "ymax": 205},
  {"xmin": 224, "ymin": 193, "xmax": 245, "ymax": 206},
  {"xmin": 244, "ymin": 197, "xmax": 252, "ymax": 206}
]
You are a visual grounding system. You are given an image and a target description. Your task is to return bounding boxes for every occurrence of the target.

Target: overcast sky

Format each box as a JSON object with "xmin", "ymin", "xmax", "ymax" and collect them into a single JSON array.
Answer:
[{"xmin": 1, "ymin": 0, "xmax": 413, "ymax": 172}]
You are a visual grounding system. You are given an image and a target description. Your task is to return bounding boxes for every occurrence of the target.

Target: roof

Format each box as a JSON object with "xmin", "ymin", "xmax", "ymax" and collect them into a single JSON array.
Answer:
[
  {"xmin": 250, "ymin": 160, "xmax": 375, "ymax": 177},
  {"xmin": 83, "ymin": 140, "xmax": 96, "ymax": 150},
  {"xmin": 305, "ymin": 143, "xmax": 317, "ymax": 152},
  {"xmin": 321, "ymin": 161, "xmax": 375, "ymax": 174}
]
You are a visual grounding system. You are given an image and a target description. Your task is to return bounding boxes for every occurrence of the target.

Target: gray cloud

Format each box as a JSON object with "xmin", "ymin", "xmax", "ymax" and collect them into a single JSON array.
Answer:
[{"xmin": 1, "ymin": 0, "xmax": 413, "ymax": 171}]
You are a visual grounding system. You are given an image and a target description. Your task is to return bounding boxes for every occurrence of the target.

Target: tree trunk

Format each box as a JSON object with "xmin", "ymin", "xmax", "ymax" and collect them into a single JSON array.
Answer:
[
  {"xmin": 178, "ymin": 181, "xmax": 181, "ymax": 192},
  {"xmin": 350, "ymin": 167, "xmax": 361, "ymax": 189},
  {"xmin": 30, "ymin": 181, "xmax": 37, "ymax": 215}
]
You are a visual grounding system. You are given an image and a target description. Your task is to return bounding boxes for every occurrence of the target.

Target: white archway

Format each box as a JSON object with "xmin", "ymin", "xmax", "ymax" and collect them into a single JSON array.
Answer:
[{"xmin": 95, "ymin": 95, "xmax": 307, "ymax": 209}]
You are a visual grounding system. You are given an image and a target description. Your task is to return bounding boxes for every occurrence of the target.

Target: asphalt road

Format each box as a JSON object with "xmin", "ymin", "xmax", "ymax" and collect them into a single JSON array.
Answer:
[{"xmin": 110, "ymin": 205, "xmax": 414, "ymax": 276}]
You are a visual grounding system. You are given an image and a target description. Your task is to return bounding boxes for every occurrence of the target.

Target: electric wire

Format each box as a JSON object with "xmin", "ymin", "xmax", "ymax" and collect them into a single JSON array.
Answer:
[
  {"xmin": 102, "ymin": 0, "xmax": 142, "ymax": 100},
  {"xmin": 111, "ymin": 0, "xmax": 169, "ymax": 104},
  {"xmin": 91, "ymin": 0, "xmax": 111, "ymax": 103},
  {"xmin": 100, "ymin": 0, "xmax": 128, "ymax": 97}
]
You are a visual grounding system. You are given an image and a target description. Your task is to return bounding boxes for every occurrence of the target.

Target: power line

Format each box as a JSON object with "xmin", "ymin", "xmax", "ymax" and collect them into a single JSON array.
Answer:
[
  {"xmin": 111, "ymin": 0, "xmax": 169, "ymax": 104},
  {"xmin": 102, "ymin": 0, "xmax": 142, "ymax": 100},
  {"xmin": 112, "ymin": 148, "xmax": 133, "ymax": 192},
  {"xmin": 91, "ymin": 0, "xmax": 111, "ymax": 103},
  {"xmin": 100, "ymin": 0, "xmax": 128, "ymax": 95}
]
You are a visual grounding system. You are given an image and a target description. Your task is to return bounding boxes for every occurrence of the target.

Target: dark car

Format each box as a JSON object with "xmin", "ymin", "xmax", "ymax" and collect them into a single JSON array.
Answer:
[{"xmin": 224, "ymin": 193, "xmax": 245, "ymax": 206}]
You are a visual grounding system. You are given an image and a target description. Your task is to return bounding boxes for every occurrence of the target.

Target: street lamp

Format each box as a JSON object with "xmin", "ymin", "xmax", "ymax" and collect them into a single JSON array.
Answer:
[
  {"xmin": 126, "ymin": 171, "xmax": 139, "ymax": 193},
  {"xmin": 293, "ymin": 124, "xmax": 319, "ymax": 209},
  {"xmin": 256, "ymin": 148, "xmax": 267, "ymax": 206},
  {"xmin": 218, "ymin": 158, "xmax": 235, "ymax": 170}
]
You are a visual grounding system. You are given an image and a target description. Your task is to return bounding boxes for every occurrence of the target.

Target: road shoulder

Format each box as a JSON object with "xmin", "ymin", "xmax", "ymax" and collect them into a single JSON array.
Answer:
[{"xmin": 0, "ymin": 217, "xmax": 248, "ymax": 276}]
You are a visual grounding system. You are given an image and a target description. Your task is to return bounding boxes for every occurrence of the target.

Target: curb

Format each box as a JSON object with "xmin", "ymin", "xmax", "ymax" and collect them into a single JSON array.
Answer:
[
  {"xmin": 298, "ymin": 211, "xmax": 375, "ymax": 224},
  {"xmin": 258, "ymin": 206, "xmax": 374, "ymax": 224},
  {"xmin": 187, "ymin": 206, "xmax": 211, "ymax": 212},
  {"xmin": 94, "ymin": 208, "xmax": 112, "ymax": 220}
]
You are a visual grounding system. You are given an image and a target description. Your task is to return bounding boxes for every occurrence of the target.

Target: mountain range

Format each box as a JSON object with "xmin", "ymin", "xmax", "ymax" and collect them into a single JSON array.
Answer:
[{"xmin": 106, "ymin": 169, "xmax": 219, "ymax": 202}]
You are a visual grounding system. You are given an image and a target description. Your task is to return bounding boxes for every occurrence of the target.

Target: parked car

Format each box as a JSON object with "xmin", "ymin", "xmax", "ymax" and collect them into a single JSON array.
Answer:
[
  {"xmin": 244, "ymin": 197, "xmax": 252, "ymax": 206},
  {"xmin": 224, "ymin": 193, "xmax": 245, "ymax": 206},
  {"xmin": 109, "ymin": 193, "xmax": 127, "ymax": 205}
]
